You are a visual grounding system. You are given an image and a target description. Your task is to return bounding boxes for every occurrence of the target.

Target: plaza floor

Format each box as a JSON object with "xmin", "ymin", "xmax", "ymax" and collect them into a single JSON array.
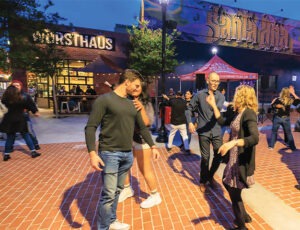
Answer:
[{"xmin": 0, "ymin": 109, "xmax": 300, "ymax": 230}]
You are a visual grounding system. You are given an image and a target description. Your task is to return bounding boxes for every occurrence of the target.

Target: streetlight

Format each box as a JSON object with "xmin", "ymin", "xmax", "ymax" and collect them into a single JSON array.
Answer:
[
  {"xmin": 212, "ymin": 46, "xmax": 218, "ymax": 55},
  {"xmin": 156, "ymin": 0, "xmax": 169, "ymax": 143}
]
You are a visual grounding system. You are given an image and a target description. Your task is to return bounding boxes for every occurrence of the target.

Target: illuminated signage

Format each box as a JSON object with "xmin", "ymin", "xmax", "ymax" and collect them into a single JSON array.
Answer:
[
  {"xmin": 206, "ymin": 6, "xmax": 292, "ymax": 53},
  {"xmin": 144, "ymin": 0, "xmax": 299, "ymax": 54},
  {"xmin": 33, "ymin": 30, "xmax": 115, "ymax": 51}
]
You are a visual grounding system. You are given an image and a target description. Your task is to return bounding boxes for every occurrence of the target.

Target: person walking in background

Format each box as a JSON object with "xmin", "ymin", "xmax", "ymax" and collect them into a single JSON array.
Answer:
[
  {"xmin": 163, "ymin": 91, "xmax": 191, "ymax": 154},
  {"xmin": 268, "ymin": 87, "xmax": 300, "ymax": 151},
  {"xmin": 12, "ymin": 80, "xmax": 41, "ymax": 150},
  {"xmin": 28, "ymin": 84, "xmax": 37, "ymax": 104},
  {"xmin": 219, "ymin": 86, "xmax": 231, "ymax": 137},
  {"xmin": 219, "ymin": 86, "xmax": 230, "ymax": 113},
  {"xmin": 184, "ymin": 89, "xmax": 196, "ymax": 145},
  {"xmin": 85, "ymin": 69, "xmax": 160, "ymax": 230},
  {"xmin": 186, "ymin": 72, "xmax": 225, "ymax": 192},
  {"xmin": 206, "ymin": 85, "xmax": 259, "ymax": 230},
  {"xmin": 0, "ymin": 85, "xmax": 41, "ymax": 161},
  {"xmin": 118, "ymin": 83, "xmax": 161, "ymax": 208}
]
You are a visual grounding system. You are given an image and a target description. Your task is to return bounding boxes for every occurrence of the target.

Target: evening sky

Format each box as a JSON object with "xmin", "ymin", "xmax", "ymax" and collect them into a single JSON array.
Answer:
[{"xmin": 38, "ymin": 0, "xmax": 300, "ymax": 31}]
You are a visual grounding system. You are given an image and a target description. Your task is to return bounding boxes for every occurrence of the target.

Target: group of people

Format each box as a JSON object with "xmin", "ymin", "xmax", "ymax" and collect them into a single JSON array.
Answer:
[
  {"xmin": 84, "ymin": 69, "xmax": 262, "ymax": 230},
  {"xmin": 58, "ymin": 84, "xmax": 97, "ymax": 112},
  {"xmin": 2, "ymin": 70, "xmax": 298, "ymax": 230},
  {"xmin": 1, "ymin": 69, "xmax": 298, "ymax": 230},
  {"xmin": 185, "ymin": 72, "xmax": 259, "ymax": 230},
  {"xmin": 0, "ymin": 80, "xmax": 41, "ymax": 161}
]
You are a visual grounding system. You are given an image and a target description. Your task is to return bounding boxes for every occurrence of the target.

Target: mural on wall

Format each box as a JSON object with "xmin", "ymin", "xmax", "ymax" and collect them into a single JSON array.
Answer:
[{"xmin": 144, "ymin": 0, "xmax": 300, "ymax": 55}]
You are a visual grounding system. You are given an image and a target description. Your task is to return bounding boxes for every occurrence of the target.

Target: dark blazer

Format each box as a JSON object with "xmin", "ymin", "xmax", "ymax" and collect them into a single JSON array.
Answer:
[{"xmin": 218, "ymin": 106, "xmax": 259, "ymax": 188}]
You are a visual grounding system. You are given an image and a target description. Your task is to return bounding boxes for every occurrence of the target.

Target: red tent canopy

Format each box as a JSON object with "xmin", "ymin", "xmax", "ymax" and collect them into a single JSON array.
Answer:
[{"xmin": 180, "ymin": 55, "xmax": 258, "ymax": 81}]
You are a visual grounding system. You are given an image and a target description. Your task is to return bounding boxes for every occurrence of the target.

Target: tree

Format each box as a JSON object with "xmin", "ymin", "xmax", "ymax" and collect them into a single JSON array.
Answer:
[
  {"xmin": 128, "ymin": 20, "xmax": 179, "ymax": 84},
  {"xmin": 0, "ymin": 0, "xmax": 68, "ymax": 118},
  {"xmin": 31, "ymin": 29, "xmax": 68, "ymax": 118},
  {"xmin": 0, "ymin": 0, "xmax": 66, "ymax": 77},
  {"xmin": 128, "ymin": 20, "xmax": 180, "ymax": 132}
]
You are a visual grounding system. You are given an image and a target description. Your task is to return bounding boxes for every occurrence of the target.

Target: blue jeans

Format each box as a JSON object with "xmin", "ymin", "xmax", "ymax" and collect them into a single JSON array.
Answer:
[
  {"xmin": 269, "ymin": 116, "xmax": 296, "ymax": 150},
  {"xmin": 97, "ymin": 151, "xmax": 133, "ymax": 230},
  {"xmin": 24, "ymin": 113, "xmax": 39, "ymax": 146},
  {"xmin": 4, "ymin": 132, "xmax": 35, "ymax": 154}
]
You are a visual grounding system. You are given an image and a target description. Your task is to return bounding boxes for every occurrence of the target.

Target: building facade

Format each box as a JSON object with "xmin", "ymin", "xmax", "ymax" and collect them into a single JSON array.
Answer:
[
  {"xmin": 29, "ymin": 25, "xmax": 130, "ymax": 108},
  {"xmin": 144, "ymin": 0, "xmax": 300, "ymax": 101},
  {"xmin": 10, "ymin": 0, "xmax": 300, "ymax": 107}
]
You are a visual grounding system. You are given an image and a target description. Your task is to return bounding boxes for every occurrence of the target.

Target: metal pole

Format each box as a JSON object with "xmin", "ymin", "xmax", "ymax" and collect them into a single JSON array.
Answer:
[
  {"xmin": 179, "ymin": 77, "xmax": 182, "ymax": 92},
  {"xmin": 155, "ymin": 76, "xmax": 159, "ymax": 131},
  {"xmin": 156, "ymin": 2, "xmax": 168, "ymax": 142}
]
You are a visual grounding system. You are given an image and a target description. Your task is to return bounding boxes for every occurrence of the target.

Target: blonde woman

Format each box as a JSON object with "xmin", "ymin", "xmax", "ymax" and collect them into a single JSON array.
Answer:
[
  {"xmin": 118, "ymin": 83, "xmax": 161, "ymax": 209},
  {"xmin": 206, "ymin": 85, "xmax": 259, "ymax": 230},
  {"xmin": 269, "ymin": 87, "xmax": 299, "ymax": 151}
]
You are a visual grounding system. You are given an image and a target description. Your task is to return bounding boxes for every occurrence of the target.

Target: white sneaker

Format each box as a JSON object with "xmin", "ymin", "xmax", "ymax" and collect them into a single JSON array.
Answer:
[
  {"xmin": 118, "ymin": 186, "xmax": 134, "ymax": 203},
  {"xmin": 109, "ymin": 220, "xmax": 130, "ymax": 230},
  {"xmin": 140, "ymin": 192, "xmax": 162, "ymax": 209}
]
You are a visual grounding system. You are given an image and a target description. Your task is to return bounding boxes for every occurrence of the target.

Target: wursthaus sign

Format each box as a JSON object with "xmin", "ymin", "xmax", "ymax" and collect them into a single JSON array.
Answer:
[{"xmin": 33, "ymin": 30, "xmax": 115, "ymax": 51}]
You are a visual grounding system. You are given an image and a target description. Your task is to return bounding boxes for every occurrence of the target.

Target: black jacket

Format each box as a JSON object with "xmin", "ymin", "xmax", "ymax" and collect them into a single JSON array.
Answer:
[
  {"xmin": 0, "ymin": 92, "xmax": 37, "ymax": 133},
  {"xmin": 166, "ymin": 97, "xmax": 187, "ymax": 125}
]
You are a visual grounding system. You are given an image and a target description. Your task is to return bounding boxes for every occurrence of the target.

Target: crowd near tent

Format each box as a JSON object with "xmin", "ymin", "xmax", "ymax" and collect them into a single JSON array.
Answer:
[{"xmin": 179, "ymin": 55, "xmax": 258, "ymax": 98}]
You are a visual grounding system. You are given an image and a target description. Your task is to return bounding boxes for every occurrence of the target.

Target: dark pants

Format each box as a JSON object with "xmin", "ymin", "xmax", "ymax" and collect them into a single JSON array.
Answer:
[
  {"xmin": 269, "ymin": 116, "xmax": 296, "ymax": 150},
  {"xmin": 198, "ymin": 134, "xmax": 222, "ymax": 183},
  {"xmin": 4, "ymin": 132, "xmax": 35, "ymax": 154},
  {"xmin": 224, "ymin": 183, "xmax": 248, "ymax": 228}
]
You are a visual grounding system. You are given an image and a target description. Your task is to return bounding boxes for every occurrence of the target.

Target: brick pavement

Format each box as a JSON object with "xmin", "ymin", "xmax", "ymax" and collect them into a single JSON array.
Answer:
[{"xmin": 0, "ymin": 111, "xmax": 299, "ymax": 229}]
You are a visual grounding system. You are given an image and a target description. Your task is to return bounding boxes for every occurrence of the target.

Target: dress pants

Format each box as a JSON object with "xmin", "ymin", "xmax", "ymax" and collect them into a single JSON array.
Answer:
[{"xmin": 198, "ymin": 134, "xmax": 222, "ymax": 183}]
